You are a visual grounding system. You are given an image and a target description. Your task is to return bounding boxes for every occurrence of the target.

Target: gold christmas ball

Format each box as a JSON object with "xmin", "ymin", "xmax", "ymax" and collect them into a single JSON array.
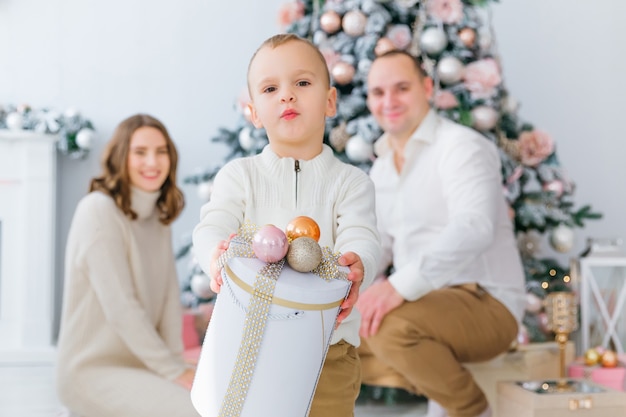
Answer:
[
  {"xmin": 287, "ymin": 237, "xmax": 323, "ymax": 272},
  {"xmin": 331, "ymin": 61, "xmax": 355, "ymax": 85},
  {"xmin": 584, "ymin": 348, "xmax": 601, "ymax": 366},
  {"xmin": 375, "ymin": 37, "xmax": 396, "ymax": 56},
  {"xmin": 320, "ymin": 10, "xmax": 342, "ymax": 34},
  {"xmin": 601, "ymin": 350, "xmax": 618, "ymax": 368},
  {"xmin": 458, "ymin": 27, "xmax": 477, "ymax": 48},
  {"xmin": 286, "ymin": 216, "xmax": 321, "ymax": 242}
]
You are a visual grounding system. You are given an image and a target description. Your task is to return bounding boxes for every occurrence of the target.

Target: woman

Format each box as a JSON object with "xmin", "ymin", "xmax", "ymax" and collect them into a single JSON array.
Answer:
[{"xmin": 56, "ymin": 114, "xmax": 199, "ymax": 416}]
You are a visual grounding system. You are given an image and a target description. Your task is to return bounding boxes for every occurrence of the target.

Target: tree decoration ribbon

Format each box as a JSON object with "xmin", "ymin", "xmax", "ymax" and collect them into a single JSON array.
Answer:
[{"xmin": 216, "ymin": 222, "xmax": 348, "ymax": 417}]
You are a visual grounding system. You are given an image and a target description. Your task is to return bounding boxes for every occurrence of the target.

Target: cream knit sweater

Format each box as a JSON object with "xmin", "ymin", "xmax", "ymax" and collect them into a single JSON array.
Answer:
[
  {"xmin": 193, "ymin": 144, "xmax": 381, "ymax": 347},
  {"xmin": 56, "ymin": 188, "xmax": 198, "ymax": 417}
]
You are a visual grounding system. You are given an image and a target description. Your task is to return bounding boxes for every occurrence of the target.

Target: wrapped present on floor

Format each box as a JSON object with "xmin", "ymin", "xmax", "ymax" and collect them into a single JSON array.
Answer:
[{"xmin": 191, "ymin": 223, "xmax": 351, "ymax": 417}]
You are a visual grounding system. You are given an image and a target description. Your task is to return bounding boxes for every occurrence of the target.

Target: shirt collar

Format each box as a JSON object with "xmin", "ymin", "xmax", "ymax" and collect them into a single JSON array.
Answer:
[{"xmin": 374, "ymin": 109, "xmax": 439, "ymax": 158}]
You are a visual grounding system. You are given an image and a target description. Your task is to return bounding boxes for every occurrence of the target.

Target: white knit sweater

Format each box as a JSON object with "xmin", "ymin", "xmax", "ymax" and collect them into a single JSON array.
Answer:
[{"xmin": 193, "ymin": 144, "xmax": 381, "ymax": 346}]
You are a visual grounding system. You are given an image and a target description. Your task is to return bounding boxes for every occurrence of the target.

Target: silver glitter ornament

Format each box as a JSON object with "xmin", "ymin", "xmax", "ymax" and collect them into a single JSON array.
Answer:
[{"xmin": 287, "ymin": 237, "xmax": 323, "ymax": 272}]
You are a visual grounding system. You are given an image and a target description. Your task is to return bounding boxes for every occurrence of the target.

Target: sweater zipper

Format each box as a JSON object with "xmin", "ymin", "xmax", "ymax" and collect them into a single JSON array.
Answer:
[{"xmin": 294, "ymin": 160, "xmax": 300, "ymax": 207}]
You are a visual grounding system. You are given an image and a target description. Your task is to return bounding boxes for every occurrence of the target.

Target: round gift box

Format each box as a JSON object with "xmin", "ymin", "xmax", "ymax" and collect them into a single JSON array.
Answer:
[{"xmin": 191, "ymin": 257, "xmax": 350, "ymax": 417}]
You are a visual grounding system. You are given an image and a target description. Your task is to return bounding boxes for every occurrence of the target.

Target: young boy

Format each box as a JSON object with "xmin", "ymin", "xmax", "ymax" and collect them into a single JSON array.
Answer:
[{"xmin": 192, "ymin": 34, "xmax": 381, "ymax": 416}]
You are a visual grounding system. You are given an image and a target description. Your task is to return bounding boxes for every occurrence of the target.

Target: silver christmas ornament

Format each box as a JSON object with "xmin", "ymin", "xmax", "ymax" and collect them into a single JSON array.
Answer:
[
  {"xmin": 436, "ymin": 56, "xmax": 464, "ymax": 85},
  {"xmin": 471, "ymin": 105, "xmax": 499, "ymax": 131},
  {"xmin": 345, "ymin": 135, "xmax": 373, "ymax": 163},
  {"xmin": 238, "ymin": 126, "xmax": 255, "ymax": 151},
  {"xmin": 190, "ymin": 274, "xmax": 215, "ymax": 299},
  {"xmin": 196, "ymin": 181, "xmax": 213, "ymax": 201},
  {"xmin": 75, "ymin": 128, "xmax": 96, "ymax": 149},
  {"xmin": 549, "ymin": 224, "xmax": 575, "ymax": 253},
  {"xmin": 420, "ymin": 27, "xmax": 448, "ymax": 55},
  {"xmin": 6, "ymin": 112, "xmax": 23, "ymax": 130}
]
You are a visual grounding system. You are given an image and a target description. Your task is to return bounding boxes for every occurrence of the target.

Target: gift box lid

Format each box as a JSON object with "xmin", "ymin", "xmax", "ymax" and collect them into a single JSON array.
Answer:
[{"xmin": 226, "ymin": 257, "xmax": 350, "ymax": 307}]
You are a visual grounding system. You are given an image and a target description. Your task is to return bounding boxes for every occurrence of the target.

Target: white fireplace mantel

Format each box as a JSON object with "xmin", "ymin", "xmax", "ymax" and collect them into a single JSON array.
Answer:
[{"xmin": 0, "ymin": 129, "xmax": 57, "ymax": 363}]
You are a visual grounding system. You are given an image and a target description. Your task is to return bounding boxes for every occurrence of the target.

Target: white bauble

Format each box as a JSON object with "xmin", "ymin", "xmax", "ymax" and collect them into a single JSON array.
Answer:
[
  {"xmin": 345, "ymin": 135, "xmax": 373, "ymax": 163},
  {"xmin": 190, "ymin": 274, "xmax": 215, "ymax": 299},
  {"xmin": 64, "ymin": 106, "xmax": 80, "ymax": 118},
  {"xmin": 420, "ymin": 27, "xmax": 448, "ymax": 55},
  {"xmin": 436, "ymin": 56, "xmax": 464, "ymax": 85},
  {"xmin": 238, "ymin": 126, "xmax": 254, "ymax": 151},
  {"xmin": 525, "ymin": 292, "xmax": 543, "ymax": 314},
  {"xmin": 471, "ymin": 106, "xmax": 499, "ymax": 131},
  {"xmin": 342, "ymin": 10, "xmax": 367, "ymax": 37},
  {"xmin": 550, "ymin": 224, "xmax": 575, "ymax": 253},
  {"xmin": 6, "ymin": 112, "xmax": 23, "ymax": 130},
  {"xmin": 196, "ymin": 181, "xmax": 213, "ymax": 201},
  {"xmin": 75, "ymin": 128, "xmax": 96, "ymax": 149}
]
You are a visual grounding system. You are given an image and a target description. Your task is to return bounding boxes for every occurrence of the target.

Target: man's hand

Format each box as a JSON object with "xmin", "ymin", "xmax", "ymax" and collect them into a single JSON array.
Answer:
[
  {"xmin": 335, "ymin": 251, "xmax": 364, "ymax": 328},
  {"xmin": 356, "ymin": 278, "xmax": 404, "ymax": 338},
  {"xmin": 209, "ymin": 233, "xmax": 236, "ymax": 293}
]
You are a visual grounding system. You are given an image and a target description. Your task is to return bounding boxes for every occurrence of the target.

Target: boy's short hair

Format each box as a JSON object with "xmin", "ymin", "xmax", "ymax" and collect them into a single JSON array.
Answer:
[{"xmin": 247, "ymin": 34, "xmax": 331, "ymax": 89}]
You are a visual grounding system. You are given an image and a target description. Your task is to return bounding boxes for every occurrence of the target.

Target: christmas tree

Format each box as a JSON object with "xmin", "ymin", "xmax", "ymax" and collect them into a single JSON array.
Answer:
[{"xmin": 178, "ymin": 0, "xmax": 600, "ymax": 347}]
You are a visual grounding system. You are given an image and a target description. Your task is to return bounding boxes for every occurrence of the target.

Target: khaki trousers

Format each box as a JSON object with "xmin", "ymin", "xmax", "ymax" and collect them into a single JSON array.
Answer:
[
  {"xmin": 359, "ymin": 284, "xmax": 517, "ymax": 417},
  {"xmin": 309, "ymin": 340, "xmax": 361, "ymax": 417}
]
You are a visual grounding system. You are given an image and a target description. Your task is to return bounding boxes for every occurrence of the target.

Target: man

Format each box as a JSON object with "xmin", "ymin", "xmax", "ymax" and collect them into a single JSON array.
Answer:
[{"xmin": 356, "ymin": 50, "xmax": 525, "ymax": 417}]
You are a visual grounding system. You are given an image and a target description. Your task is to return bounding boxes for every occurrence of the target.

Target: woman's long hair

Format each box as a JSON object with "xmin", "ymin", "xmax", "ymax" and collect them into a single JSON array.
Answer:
[{"xmin": 89, "ymin": 114, "xmax": 184, "ymax": 225}]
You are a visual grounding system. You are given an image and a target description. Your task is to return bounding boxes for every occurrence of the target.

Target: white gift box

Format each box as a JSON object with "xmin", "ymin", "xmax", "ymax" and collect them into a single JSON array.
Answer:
[{"xmin": 191, "ymin": 256, "xmax": 350, "ymax": 417}]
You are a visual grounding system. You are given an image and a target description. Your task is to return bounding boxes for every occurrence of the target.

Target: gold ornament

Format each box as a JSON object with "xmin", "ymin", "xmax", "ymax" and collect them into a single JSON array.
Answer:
[
  {"xmin": 601, "ymin": 350, "xmax": 618, "ymax": 368},
  {"xmin": 584, "ymin": 348, "xmax": 601, "ymax": 366},
  {"xmin": 498, "ymin": 133, "xmax": 521, "ymax": 162},
  {"xmin": 458, "ymin": 27, "xmax": 476, "ymax": 48},
  {"xmin": 287, "ymin": 237, "xmax": 323, "ymax": 272},
  {"xmin": 329, "ymin": 122, "xmax": 350, "ymax": 152},
  {"xmin": 286, "ymin": 216, "xmax": 321, "ymax": 242}
]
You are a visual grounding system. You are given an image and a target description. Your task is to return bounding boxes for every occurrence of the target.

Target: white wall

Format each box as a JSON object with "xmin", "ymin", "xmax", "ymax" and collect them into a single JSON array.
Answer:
[
  {"xmin": 1, "ymin": 0, "xmax": 624, "ymax": 340},
  {"xmin": 492, "ymin": 1, "xmax": 626, "ymax": 255}
]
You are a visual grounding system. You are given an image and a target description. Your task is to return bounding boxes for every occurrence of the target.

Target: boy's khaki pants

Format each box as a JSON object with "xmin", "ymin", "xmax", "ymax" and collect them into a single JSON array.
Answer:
[
  {"xmin": 359, "ymin": 284, "xmax": 517, "ymax": 417},
  {"xmin": 309, "ymin": 340, "xmax": 361, "ymax": 417}
]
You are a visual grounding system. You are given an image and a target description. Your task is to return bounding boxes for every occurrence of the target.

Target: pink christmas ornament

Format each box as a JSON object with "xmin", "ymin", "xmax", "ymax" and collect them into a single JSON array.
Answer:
[
  {"xmin": 320, "ymin": 10, "xmax": 342, "ymax": 34},
  {"xmin": 342, "ymin": 10, "xmax": 367, "ymax": 37},
  {"xmin": 252, "ymin": 224, "xmax": 289, "ymax": 263},
  {"xmin": 375, "ymin": 37, "xmax": 396, "ymax": 56},
  {"xmin": 331, "ymin": 61, "xmax": 356, "ymax": 85}
]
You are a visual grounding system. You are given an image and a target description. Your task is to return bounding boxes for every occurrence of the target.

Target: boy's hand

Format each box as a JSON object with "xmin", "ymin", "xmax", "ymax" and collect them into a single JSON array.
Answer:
[
  {"xmin": 335, "ymin": 251, "xmax": 364, "ymax": 328},
  {"xmin": 209, "ymin": 233, "xmax": 236, "ymax": 293}
]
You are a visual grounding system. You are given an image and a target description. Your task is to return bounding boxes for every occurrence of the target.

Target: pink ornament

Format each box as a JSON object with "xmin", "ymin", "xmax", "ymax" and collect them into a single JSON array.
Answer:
[
  {"xmin": 375, "ymin": 37, "xmax": 396, "ymax": 56},
  {"xmin": 516, "ymin": 325, "xmax": 530, "ymax": 346},
  {"xmin": 525, "ymin": 292, "xmax": 543, "ymax": 314},
  {"xmin": 320, "ymin": 10, "xmax": 342, "ymax": 34},
  {"xmin": 342, "ymin": 10, "xmax": 367, "ymax": 37},
  {"xmin": 543, "ymin": 180, "xmax": 564, "ymax": 197},
  {"xmin": 252, "ymin": 224, "xmax": 289, "ymax": 263},
  {"xmin": 331, "ymin": 61, "xmax": 355, "ymax": 85}
]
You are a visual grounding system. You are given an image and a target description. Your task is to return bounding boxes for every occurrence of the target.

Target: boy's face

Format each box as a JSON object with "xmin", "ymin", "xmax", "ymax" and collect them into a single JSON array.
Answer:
[{"xmin": 247, "ymin": 40, "xmax": 337, "ymax": 155}]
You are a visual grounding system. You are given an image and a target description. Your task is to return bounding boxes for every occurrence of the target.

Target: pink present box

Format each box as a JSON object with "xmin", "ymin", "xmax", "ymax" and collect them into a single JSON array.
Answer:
[{"xmin": 568, "ymin": 361, "xmax": 626, "ymax": 392}]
